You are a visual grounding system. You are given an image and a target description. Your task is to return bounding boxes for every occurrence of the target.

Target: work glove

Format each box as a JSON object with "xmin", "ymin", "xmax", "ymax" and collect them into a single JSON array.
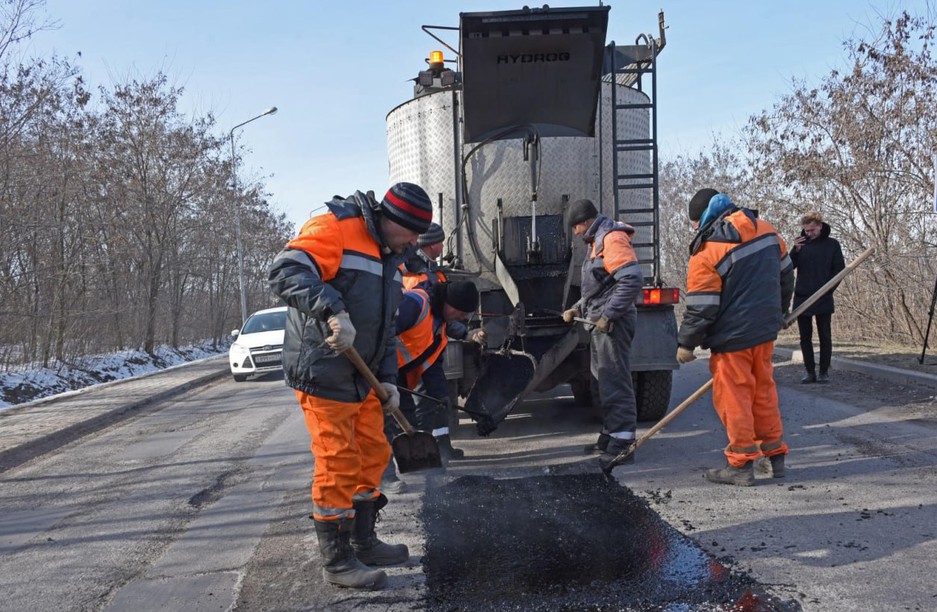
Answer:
[
  {"xmin": 379, "ymin": 382, "xmax": 400, "ymax": 413},
  {"xmin": 562, "ymin": 308, "xmax": 581, "ymax": 323},
  {"xmin": 676, "ymin": 346, "xmax": 696, "ymax": 364},
  {"xmin": 325, "ymin": 311, "xmax": 356, "ymax": 352},
  {"xmin": 466, "ymin": 328, "xmax": 488, "ymax": 346},
  {"xmin": 594, "ymin": 316, "xmax": 612, "ymax": 333}
]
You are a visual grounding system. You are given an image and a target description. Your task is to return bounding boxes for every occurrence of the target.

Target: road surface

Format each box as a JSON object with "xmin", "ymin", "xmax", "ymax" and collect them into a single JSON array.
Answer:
[{"xmin": 1, "ymin": 357, "xmax": 936, "ymax": 610}]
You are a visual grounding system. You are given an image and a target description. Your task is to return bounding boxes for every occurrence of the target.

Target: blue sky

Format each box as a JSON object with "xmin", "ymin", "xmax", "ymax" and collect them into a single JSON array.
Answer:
[{"xmin": 25, "ymin": 0, "xmax": 930, "ymax": 230}]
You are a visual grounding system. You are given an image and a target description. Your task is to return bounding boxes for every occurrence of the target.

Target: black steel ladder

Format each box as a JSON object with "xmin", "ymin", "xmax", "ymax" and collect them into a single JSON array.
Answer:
[{"xmin": 603, "ymin": 33, "xmax": 662, "ymax": 286}]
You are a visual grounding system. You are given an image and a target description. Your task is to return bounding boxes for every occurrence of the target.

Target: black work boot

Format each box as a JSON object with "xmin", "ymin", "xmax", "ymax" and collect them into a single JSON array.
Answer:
[
  {"xmin": 583, "ymin": 431, "xmax": 611, "ymax": 455},
  {"xmin": 801, "ymin": 370, "xmax": 817, "ymax": 384},
  {"xmin": 314, "ymin": 518, "xmax": 387, "ymax": 589},
  {"xmin": 817, "ymin": 371, "xmax": 829, "ymax": 384},
  {"xmin": 705, "ymin": 461, "xmax": 755, "ymax": 486},
  {"xmin": 598, "ymin": 435, "xmax": 635, "ymax": 471},
  {"xmin": 436, "ymin": 434, "xmax": 465, "ymax": 462},
  {"xmin": 351, "ymin": 493, "xmax": 409, "ymax": 566}
]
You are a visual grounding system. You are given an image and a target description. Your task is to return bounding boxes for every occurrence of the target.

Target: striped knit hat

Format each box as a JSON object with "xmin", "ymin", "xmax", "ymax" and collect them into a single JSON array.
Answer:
[
  {"xmin": 417, "ymin": 223, "xmax": 445, "ymax": 247},
  {"xmin": 381, "ymin": 182, "xmax": 433, "ymax": 234}
]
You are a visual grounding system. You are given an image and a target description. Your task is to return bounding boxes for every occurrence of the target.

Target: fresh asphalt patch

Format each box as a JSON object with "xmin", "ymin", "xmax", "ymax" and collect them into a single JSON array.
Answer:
[{"xmin": 421, "ymin": 473, "xmax": 794, "ymax": 611}]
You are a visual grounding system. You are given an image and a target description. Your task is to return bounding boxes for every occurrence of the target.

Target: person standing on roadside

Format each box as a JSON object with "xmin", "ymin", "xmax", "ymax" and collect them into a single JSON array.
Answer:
[
  {"xmin": 790, "ymin": 211, "xmax": 845, "ymax": 384},
  {"xmin": 562, "ymin": 198, "xmax": 643, "ymax": 468},
  {"xmin": 268, "ymin": 182, "xmax": 433, "ymax": 590},
  {"xmin": 676, "ymin": 188, "xmax": 794, "ymax": 486}
]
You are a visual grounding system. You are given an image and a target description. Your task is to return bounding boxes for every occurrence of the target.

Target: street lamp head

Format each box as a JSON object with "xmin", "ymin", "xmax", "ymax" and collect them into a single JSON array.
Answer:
[{"xmin": 264, "ymin": 106, "xmax": 278, "ymax": 116}]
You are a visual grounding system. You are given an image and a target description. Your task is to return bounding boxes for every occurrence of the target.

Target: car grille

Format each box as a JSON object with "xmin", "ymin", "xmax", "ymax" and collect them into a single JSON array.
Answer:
[{"xmin": 251, "ymin": 345, "xmax": 283, "ymax": 368}]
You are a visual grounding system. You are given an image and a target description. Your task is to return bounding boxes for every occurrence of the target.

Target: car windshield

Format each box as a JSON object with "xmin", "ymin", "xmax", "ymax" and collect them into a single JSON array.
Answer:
[{"xmin": 240, "ymin": 311, "xmax": 286, "ymax": 335}]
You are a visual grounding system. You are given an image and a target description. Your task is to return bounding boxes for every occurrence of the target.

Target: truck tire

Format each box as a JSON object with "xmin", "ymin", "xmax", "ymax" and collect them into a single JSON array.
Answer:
[
  {"xmin": 232, "ymin": 374, "xmax": 248, "ymax": 383},
  {"xmin": 635, "ymin": 370, "xmax": 672, "ymax": 422}
]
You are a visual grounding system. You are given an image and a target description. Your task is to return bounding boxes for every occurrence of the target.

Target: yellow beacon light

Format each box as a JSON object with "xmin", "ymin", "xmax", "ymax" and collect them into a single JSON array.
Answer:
[{"xmin": 430, "ymin": 50, "xmax": 444, "ymax": 64}]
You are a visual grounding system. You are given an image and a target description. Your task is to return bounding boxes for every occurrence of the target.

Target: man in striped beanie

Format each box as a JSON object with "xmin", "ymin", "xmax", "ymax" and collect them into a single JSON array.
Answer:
[
  {"xmin": 379, "ymin": 182, "xmax": 434, "ymax": 252},
  {"xmin": 268, "ymin": 180, "xmax": 433, "ymax": 590}
]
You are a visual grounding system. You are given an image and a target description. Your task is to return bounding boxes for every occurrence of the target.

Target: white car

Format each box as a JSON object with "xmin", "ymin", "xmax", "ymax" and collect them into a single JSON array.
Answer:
[{"xmin": 229, "ymin": 306, "xmax": 288, "ymax": 382}]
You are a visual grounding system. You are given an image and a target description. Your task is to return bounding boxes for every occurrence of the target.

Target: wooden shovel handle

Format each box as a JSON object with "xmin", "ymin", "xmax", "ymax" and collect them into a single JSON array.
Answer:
[{"xmin": 343, "ymin": 347, "xmax": 416, "ymax": 435}]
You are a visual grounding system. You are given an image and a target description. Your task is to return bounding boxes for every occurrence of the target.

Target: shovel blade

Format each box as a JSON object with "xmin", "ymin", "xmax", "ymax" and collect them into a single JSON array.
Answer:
[
  {"xmin": 391, "ymin": 430, "xmax": 442, "ymax": 473},
  {"xmin": 464, "ymin": 351, "xmax": 537, "ymax": 436}
]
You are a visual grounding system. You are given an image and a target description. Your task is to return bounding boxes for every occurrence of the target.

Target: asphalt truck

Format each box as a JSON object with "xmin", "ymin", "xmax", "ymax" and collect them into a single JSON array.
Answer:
[{"xmin": 386, "ymin": 4, "xmax": 678, "ymax": 435}]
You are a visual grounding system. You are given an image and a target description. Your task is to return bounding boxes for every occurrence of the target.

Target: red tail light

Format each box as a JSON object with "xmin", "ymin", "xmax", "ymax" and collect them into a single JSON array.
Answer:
[{"xmin": 641, "ymin": 287, "xmax": 679, "ymax": 305}]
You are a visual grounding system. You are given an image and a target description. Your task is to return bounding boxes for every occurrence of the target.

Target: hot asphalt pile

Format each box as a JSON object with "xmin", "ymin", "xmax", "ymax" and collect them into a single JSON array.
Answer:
[{"xmin": 421, "ymin": 473, "xmax": 795, "ymax": 611}]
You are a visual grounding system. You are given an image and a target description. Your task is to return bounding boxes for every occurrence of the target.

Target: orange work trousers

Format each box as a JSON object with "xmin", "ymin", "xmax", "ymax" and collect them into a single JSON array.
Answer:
[
  {"xmin": 708, "ymin": 340, "xmax": 788, "ymax": 468},
  {"xmin": 295, "ymin": 389, "xmax": 390, "ymax": 521}
]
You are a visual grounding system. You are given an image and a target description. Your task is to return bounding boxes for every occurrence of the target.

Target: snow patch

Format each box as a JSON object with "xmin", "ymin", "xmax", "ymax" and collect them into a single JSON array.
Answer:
[{"xmin": 0, "ymin": 340, "xmax": 228, "ymax": 411}]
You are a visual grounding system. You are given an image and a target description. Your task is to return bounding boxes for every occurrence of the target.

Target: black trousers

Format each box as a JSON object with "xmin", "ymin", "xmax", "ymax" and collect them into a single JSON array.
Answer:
[{"xmin": 797, "ymin": 312, "xmax": 832, "ymax": 374}]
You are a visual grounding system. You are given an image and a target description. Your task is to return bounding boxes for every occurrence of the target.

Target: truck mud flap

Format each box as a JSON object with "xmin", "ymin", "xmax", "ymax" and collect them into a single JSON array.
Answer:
[{"xmin": 463, "ymin": 351, "xmax": 536, "ymax": 436}]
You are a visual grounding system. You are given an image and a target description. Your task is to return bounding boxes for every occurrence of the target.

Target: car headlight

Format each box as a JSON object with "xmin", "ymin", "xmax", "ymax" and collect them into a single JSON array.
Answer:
[{"xmin": 230, "ymin": 343, "xmax": 250, "ymax": 358}]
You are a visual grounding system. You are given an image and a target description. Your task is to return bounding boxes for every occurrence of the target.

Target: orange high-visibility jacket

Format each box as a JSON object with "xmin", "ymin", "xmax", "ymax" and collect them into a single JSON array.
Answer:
[
  {"xmin": 679, "ymin": 207, "xmax": 794, "ymax": 353},
  {"xmin": 396, "ymin": 287, "xmax": 448, "ymax": 389},
  {"xmin": 269, "ymin": 192, "xmax": 402, "ymax": 402}
]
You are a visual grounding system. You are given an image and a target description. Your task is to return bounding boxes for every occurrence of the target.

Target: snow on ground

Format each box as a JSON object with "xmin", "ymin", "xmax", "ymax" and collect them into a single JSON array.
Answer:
[{"xmin": 0, "ymin": 340, "xmax": 229, "ymax": 411}]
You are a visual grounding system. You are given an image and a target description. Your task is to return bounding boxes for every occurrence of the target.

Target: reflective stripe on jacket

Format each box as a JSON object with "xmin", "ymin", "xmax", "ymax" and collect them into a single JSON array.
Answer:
[
  {"xmin": 268, "ymin": 191, "xmax": 402, "ymax": 402},
  {"xmin": 579, "ymin": 215, "xmax": 643, "ymax": 321},
  {"xmin": 679, "ymin": 207, "xmax": 795, "ymax": 353},
  {"xmin": 396, "ymin": 288, "xmax": 448, "ymax": 389}
]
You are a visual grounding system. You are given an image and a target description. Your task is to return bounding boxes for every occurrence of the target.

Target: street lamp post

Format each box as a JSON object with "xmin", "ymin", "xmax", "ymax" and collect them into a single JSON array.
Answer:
[{"xmin": 230, "ymin": 106, "xmax": 278, "ymax": 325}]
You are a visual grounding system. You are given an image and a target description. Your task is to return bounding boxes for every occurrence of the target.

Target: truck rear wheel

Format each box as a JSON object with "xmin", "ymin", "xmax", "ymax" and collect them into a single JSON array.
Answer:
[{"xmin": 635, "ymin": 370, "xmax": 672, "ymax": 422}]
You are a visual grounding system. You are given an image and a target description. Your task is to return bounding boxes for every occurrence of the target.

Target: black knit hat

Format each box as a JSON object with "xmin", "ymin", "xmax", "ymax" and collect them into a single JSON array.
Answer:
[
  {"xmin": 568, "ymin": 199, "xmax": 598, "ymax": 227},
  {"xmin": 444, "ymin": 281, "xmax": 479, "ymax": 313},
  {"xmin": 381, "ymin": 182, "xmax": 433, "ymax": 233},
  {"xmin": 688, "ymin": 188, "xmax": 720, "ymax": 222},
  {"xmin": 417, "ymin": 223, "xmax": 445, "ymax": 247}
]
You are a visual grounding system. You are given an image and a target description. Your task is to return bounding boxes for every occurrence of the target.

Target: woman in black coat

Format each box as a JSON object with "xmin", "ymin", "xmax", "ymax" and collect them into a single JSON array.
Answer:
[{"xmin": 790, "ymin": 211, "xmax": 845, "ymax": 383}]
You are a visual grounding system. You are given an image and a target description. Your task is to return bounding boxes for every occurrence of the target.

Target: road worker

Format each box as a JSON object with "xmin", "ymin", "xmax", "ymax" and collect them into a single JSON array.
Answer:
[
  {"xmin": 399, "ymin": 222, "xmax": 469, "ymax": 340},
  {"xmin": 562, "ymin": 199, "xmax": 643, "ymax": 468},
  {"xmin": 400, "ymin": 222, "xmax": 448, "ymax": 289},
  {"xmin": 384, "ymin": 282, "xmax": 484, "ymax": 479},
  {"xmin": 676, "ymin": 188, "xmax": 794, "ymax": 486},
  {"xmin": 268, "ymin": 182, "xmax": 433, "ymax": 589}
]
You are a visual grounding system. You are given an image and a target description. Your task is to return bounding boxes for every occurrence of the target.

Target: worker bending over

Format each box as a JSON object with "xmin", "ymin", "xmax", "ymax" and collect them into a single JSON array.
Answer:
[
  {"xmin": 676, "ymin": 188, "xmax": 794, "ymax": 486},
  {"xmin": 390, "ymin": 281, "xmax": 484, "ymax": 467},
  {"xmin": 268, "ymin": 182, "xmax": 433, "ymax": 589}
]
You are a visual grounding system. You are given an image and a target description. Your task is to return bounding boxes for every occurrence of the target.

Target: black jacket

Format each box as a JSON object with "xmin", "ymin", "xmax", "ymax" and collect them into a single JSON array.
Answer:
[{"xmin": 790, "ymin": 223, "xmax": 845, "ymax": 316}]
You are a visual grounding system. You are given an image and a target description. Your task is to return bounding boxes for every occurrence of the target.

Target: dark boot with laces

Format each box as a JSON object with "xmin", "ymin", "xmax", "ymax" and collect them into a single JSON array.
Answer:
[
  {"xmin": 351, "ymin": 493, "xmax": 409, "ymax": 566},
  {"xmin": 801, "ymin": 370, "xmax": 817, "ymax": 384}
]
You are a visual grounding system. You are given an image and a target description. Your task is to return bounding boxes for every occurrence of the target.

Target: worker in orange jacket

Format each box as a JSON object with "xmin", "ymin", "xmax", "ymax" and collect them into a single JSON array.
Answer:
[
  {"xmin": 400, "ymin": 222, "xmax": 449, "ymax": 289},
  {"xmin": 391, "ymin": 282, "xmax": 483, "ymax": 463},
  {"xmin": 268, "ymin": 182, "xmax": 433, "ymax": 589},
  {"xmin": 676, "ymin": 188, "xmax": 794, "ymax": 486}
]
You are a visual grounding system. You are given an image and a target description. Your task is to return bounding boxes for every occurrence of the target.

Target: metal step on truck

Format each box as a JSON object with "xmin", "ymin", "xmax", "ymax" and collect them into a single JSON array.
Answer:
[{"xmin": 386, "ymin": 4, "xmax": 678, "ymax": 435}]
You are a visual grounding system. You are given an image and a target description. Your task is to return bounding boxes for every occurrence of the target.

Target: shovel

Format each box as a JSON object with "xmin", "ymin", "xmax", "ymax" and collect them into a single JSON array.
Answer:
[
  {"xmin": 343, "ymin": 347, "xmax": 442, "ymax": 473},
  {"xmin": 600, "ymin": 246, "xmax": 875, "ymax": 478}
]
